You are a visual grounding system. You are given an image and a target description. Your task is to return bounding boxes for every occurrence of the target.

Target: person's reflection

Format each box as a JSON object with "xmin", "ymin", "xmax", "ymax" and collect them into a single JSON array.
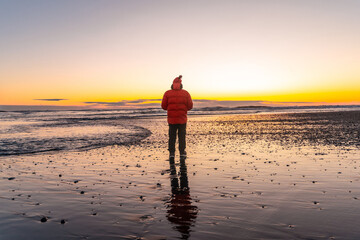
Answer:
[{"xmin": 166, "ymin": 157, "xmax": 198, "ymax": 239}]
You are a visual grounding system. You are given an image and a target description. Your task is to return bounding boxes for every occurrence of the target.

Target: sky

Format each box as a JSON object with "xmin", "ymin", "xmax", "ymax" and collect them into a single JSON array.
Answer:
[{"xmin": 1, "ymin": 0, "xmax": 360, "ymax": 109}]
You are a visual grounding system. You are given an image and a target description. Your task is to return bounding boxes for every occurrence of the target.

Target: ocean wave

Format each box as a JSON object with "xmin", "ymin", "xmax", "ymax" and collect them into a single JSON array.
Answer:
[{"xmin": 0, "ymin": 117, "xmax": 151, "ymax": 156}]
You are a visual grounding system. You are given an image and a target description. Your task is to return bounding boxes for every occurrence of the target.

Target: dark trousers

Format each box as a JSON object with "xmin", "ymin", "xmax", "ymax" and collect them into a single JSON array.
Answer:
[{"xmin": 168, "ymin": 124, "xmax": 186, "ymax": 154}]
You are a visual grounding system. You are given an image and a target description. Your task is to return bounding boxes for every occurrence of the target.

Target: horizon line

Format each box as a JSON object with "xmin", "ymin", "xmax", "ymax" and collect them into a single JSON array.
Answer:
[{"xmin": 1, "ymin": 100, "xmax": 360, "ymax": 112}]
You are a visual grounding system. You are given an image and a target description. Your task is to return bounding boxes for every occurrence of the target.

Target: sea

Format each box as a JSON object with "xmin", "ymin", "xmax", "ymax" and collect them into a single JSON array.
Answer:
[{"xmin": 1, "ymin": 105, "xmax": 359, "ymax": 156}]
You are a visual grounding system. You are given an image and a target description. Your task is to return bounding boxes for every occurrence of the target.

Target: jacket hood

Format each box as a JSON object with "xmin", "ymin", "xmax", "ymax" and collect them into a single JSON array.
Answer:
[{"xmin": 172, "ymin": 76, "xmax": 182, "ymax": 90}]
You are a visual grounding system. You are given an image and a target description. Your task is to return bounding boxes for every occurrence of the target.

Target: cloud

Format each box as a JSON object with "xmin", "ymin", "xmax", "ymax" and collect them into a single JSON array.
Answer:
[
  {"xmin": 83, "ymin": 101, "xmax": 126, "ymax": 106},
  {"xmin": 83, "ymin": 99, "xmax": 161, "ymax": 107},
  {"xmin": 193, "ymin": 100, "xmax": 329, "ymax": 107},
  {"xmin": 82, "ymin": 98, "xmax": 335, "ymax": 109},
  {"xmin": 83, "ymin": 99, "xmax": 271, "ymax": 109},
  {"xmin": 193, "ymin": 100, "xmax": 267, "ymax": 108},
  {"xmin": 34, "ymin": 99, "xmax": 68, "ymax": 102},
  {"xmin": 263, "ymin": 101, "xmax": 327, "ymax": 106},
  {"xmin": 124, "ymin": 99, "xmax": 162, "ymax": 104}
]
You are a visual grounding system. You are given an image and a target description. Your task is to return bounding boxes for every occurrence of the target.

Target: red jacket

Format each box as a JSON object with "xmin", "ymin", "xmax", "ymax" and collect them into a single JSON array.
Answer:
[{"xmin": 161, "ymin": 78, "xmax": 193, "ymax": 124}]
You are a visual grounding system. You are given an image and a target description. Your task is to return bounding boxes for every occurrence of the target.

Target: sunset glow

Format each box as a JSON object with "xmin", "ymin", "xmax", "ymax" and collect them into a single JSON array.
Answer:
[{"xmin": 1, "ymin": 0, "xmax": 360, "ymax": 108}]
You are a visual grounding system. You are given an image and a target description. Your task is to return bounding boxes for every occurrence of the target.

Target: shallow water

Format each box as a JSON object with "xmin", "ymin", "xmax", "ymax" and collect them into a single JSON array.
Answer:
[
  {"xmin": 0, "ymin": 111, "xmax": 151, "ymax": 155},
  {"xmin": 0, "ymin": 111, "xmax": 360, "ymax": 239}
]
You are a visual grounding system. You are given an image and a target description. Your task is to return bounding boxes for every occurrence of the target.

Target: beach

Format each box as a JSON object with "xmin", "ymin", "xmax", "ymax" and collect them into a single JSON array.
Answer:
[{"xmin": 1, "ymin": 110, "xmax": 360, "ymax": 239}]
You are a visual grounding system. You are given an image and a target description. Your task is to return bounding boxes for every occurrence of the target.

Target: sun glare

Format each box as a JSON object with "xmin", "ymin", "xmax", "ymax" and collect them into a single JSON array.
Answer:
[{"xmin": 201, "ymin": 63, "xmax": 287, "ymax": 94}]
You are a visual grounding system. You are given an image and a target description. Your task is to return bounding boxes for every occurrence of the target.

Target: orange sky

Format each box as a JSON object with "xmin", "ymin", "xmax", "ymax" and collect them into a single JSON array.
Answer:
[{"xmin": 1, "ymin": 1, "xmax": 360, "ymax": 107}]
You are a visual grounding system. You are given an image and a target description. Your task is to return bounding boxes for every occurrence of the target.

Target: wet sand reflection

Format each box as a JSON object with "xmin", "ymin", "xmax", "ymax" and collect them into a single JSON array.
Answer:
[{"xmin": 166, "ymin": 157, "xmax": 198, "ymax": 239}]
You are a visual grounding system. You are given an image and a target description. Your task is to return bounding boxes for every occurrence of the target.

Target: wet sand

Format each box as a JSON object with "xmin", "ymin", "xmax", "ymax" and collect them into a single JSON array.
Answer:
[{"xmin": 1, "ymin": 111, "xmax": 360, "ymax": 239}]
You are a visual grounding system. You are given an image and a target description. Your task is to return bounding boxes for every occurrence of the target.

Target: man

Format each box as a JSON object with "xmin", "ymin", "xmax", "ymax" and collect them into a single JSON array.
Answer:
[{"xmin": 161, "ymin": 75, "xmax": 193, "ymax": 159}]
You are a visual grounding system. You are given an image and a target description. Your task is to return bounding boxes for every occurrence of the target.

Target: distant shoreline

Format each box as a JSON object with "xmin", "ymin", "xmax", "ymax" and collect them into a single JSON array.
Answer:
[{"xmin": 1, "ymin": 104, "xmax": 360, "ymax": 114}]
